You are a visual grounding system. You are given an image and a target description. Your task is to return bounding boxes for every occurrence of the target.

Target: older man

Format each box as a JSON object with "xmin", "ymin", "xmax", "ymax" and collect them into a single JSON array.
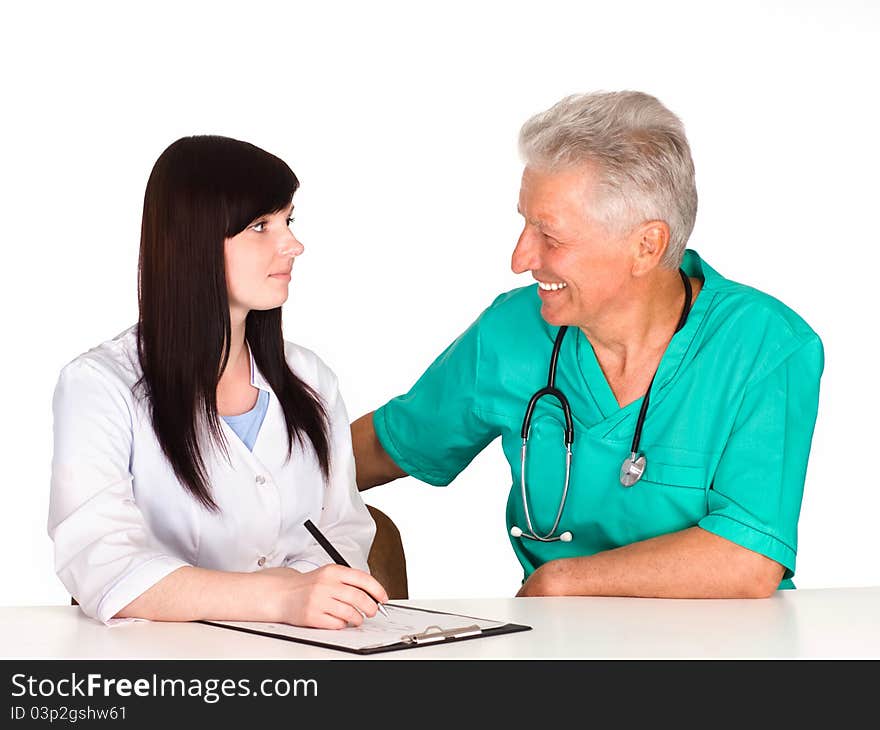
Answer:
[{"xmin": 352, "ymin": 91, "xmax": 823, "ymax": 598}]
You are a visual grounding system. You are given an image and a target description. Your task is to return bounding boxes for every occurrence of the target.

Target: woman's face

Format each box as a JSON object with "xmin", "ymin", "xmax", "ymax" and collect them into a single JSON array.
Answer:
[{"xmin": 224, "ymin": 202, "xmax": 303, "ymax": 317}]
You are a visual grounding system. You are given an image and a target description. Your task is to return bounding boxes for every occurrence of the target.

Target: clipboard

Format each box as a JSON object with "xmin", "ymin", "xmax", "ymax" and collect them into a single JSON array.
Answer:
[{"xmin": 201, "ymin": 603, "xmax": 531, "ymax": 655}]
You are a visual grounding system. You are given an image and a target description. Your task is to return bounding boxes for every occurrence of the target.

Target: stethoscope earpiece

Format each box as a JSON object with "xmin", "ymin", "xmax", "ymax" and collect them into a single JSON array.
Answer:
[{"xmin": 511, "ymin": 524, "xmax": 575, "ymax": 543}]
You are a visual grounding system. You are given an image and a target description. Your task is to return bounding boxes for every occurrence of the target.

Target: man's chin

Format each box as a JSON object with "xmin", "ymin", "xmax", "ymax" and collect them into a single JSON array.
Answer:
[{"xmin": 539, "ymin": 305, "xmax": 568, "ymax": 328}]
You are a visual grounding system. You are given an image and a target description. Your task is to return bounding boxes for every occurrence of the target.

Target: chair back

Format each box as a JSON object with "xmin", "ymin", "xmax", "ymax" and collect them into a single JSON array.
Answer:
[{"xmin": 366, "ymin": 505, "xmax": 409, "ymax": 599}]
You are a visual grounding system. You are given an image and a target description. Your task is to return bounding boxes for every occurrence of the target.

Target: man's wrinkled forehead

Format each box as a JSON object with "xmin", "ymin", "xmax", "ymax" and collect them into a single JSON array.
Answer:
[{"xmin": 518, "ymin": 165, "xmax": 600, "ymax": 221}]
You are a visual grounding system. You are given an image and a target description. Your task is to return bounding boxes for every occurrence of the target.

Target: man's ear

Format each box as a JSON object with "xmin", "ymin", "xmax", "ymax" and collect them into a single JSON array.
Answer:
[{"xmin": 631, "ymin": 220, "xmax": 670, "ymax": 277}]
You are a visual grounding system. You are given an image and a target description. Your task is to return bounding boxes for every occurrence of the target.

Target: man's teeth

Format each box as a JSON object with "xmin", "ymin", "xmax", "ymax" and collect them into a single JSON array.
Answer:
[{"xmin": 537, "ymin": 281, "xmax": 567, "ymax": 291}]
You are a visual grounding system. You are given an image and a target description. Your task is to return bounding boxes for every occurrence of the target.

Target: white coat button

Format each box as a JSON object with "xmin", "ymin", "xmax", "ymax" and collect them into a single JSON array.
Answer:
[
  {"xmin": 255, "ymin": 475, "xmax": 266, "ymax": 485},
  {"xmin": 257, "ymin": 556, "xmax": 266, "ymax": 567}
]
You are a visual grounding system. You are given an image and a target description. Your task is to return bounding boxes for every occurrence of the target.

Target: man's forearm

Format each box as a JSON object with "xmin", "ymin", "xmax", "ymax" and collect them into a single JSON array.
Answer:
[
  {"xmin": 351, "ymin": 411, "xmax": 407, "ymax": 491},
  {"xmin": 518, "ymin": 527, "xmax": 785, "ymax": 599}
]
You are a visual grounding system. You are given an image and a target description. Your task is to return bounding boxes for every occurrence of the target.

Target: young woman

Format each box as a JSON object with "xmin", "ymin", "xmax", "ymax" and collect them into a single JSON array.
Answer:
[{"xmin": 48, "ymin": 136, "xmax": 388, "ymax": 628}]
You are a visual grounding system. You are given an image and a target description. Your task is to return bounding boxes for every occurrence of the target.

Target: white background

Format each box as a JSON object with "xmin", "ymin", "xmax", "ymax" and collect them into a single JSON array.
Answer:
[{"xmin": 1, "ymin": 0, "xmax": 878, "ymax": 608}]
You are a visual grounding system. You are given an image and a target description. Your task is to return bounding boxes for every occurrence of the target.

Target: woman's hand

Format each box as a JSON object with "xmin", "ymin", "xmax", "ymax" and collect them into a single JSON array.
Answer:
[{"xmin": 264, "ymin": 565, "xmax": 389, "ymax": 629}]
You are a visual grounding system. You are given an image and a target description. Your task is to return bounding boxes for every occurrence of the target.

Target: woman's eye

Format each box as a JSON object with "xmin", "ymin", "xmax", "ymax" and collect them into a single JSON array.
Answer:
[
  {"xmin": 287, "ymin": 216, "xmax": 296, "ymax": 227},
  {"xmin": 251, "ymin": 222, "xmax": 267, "ymax": 233}
]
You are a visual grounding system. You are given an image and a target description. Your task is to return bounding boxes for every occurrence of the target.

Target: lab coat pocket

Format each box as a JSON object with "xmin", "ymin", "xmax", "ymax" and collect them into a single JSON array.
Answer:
[{"xmin": 640, "ymin": 461, "xmax": 706, "ymax": 490}]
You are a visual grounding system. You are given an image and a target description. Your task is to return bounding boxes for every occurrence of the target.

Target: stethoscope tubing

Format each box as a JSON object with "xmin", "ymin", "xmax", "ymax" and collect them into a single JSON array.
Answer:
[{"xmin": 513, "ymin": 269, "xmax": 693, "ymax": 543}]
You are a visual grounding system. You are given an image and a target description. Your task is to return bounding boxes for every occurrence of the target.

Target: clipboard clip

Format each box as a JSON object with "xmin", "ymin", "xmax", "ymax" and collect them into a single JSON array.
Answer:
[{"xmin": 401, "ymin": 624, "xmax": 483, "ymax": 645}]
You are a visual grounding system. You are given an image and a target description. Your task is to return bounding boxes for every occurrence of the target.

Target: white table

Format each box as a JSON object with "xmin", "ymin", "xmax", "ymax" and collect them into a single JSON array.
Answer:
[{"xmin": 3, "ymin": 587, "xmax": 880, "ymax": 659}]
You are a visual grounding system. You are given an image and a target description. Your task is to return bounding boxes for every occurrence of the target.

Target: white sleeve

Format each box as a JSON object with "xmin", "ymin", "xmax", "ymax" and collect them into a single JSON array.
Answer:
[
  {"xmin": 48, "ymin": 360, "xmax": 189, "ymax": 625},
  {"xmin": 287, "ymin": 375, "xmax": 376, "ymax": 574}
]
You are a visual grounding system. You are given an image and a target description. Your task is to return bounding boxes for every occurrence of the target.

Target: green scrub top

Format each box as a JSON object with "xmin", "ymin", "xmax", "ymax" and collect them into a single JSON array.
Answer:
[{"xmin": 374, "ymin": 250, "xmax": 824, "ymax": 589}]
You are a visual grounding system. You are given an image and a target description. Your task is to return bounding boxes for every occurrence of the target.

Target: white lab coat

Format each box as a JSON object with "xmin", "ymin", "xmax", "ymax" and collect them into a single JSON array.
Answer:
[{"xmin": 48, "ymin": 325, "xmax": 376, "ymax": 624}]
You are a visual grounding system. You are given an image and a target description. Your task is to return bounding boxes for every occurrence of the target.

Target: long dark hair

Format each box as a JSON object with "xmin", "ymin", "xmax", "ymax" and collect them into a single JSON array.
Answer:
[{"xmin": 135, "ymin": 135, "xmax": 330, "ymax": 511}]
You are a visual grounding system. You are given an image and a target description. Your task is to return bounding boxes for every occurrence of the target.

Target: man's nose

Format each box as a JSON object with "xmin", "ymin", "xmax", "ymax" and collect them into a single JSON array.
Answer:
[{"xmin": 511, "ymin": 226, "xmax": 541, "ymax": 274}]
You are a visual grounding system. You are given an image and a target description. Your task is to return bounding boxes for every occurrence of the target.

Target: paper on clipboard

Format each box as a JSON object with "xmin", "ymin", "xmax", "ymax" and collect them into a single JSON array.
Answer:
[{"xmin": 203, "ymin": 604, "xmax": 526, "ymax": 653}]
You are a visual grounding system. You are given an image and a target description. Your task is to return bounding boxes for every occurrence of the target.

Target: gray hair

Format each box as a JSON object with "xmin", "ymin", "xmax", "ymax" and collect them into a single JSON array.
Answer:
[{"xmin": 518, "ymin": 91, "xmax": 697, "ymax": 268}]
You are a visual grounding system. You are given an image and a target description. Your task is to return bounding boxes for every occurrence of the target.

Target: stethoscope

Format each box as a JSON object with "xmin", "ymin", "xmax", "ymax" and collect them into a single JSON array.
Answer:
[{"xmin": 510, "ymin": 269, "xmax": 693, "ymax": 543}]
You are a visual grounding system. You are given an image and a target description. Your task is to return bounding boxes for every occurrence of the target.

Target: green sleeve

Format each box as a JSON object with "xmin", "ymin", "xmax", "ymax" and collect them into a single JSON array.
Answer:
[
  {"xmin": 699, "ymin": 336, "xmax": 824, "ymax": 579},
  {"xmin": 374, "ymin": 311, "xmax": 501, "ymax": 486}
]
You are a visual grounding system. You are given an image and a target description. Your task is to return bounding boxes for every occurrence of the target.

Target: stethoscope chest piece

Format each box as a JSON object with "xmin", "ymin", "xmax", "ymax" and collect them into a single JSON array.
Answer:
[{"xmin": 619, "ymin": 453, "xmax": 646, "ymax": 487}]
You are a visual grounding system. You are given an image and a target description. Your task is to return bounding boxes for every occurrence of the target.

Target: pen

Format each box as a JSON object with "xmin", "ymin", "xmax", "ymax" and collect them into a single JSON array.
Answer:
[{"xmin": 303, "ymin": 519, "xmax": 389, "ymax": 619}]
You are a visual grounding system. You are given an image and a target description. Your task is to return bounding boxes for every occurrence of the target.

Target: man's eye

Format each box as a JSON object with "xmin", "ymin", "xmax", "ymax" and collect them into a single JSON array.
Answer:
[{"xmin": 251, "ymin": 222, "xmax": 267, "ymax": 233}]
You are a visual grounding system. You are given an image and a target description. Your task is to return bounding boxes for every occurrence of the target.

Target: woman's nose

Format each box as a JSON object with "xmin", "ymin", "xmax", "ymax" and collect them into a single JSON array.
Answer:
[{"xmin": 278, "ymin": 233, "xmax": 305, "ymax": 258}]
